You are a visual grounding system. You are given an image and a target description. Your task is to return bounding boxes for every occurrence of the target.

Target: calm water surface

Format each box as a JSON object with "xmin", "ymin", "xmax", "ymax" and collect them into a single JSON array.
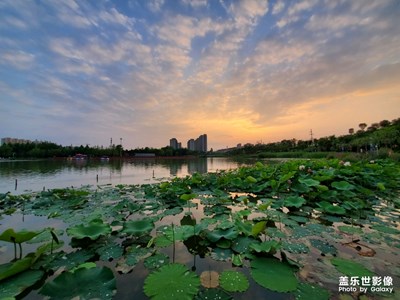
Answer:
[{"xmin": 0, "ymin": 157, "xmax": 255, "ymax": 194}]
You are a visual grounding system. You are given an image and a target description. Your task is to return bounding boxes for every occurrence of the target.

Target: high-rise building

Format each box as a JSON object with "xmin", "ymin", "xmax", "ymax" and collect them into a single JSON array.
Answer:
[
  {"xmin": 195, "ymin": 134, "xmax": 207, "ymax": 152},
  {"xmin": 187, "ymin": 139, "xmax": 195, "ymax": 151},
  {"xmin": 170, "ymin": 138, "xmax": 179, "ymax": 149}
]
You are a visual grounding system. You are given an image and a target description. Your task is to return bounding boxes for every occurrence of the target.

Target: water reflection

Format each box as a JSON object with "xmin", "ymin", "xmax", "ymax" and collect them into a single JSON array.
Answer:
[{"xmin": 0, "ymin": 157, "xmax": 254, "ymax": 194}]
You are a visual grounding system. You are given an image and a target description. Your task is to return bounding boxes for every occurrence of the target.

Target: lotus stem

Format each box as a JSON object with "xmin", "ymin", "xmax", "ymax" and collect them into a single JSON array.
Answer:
[{"xmin": 18, "ymin": 243, "xmax": 22, "ymax": 259}]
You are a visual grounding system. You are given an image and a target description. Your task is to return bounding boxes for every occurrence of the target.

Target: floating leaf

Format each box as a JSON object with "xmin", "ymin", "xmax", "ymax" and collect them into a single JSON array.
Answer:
[
  {"xmin": 331, "ymin": 258, "xmax": 374, "ymax": 277},
  {"xmin": 200, "ymin": 271, "xmax": 219, "ymax": 288},
  {"xmin": 251, "ymin": 257, "xmax": 298, "ymax": 292},
  {"xmin": 122, "ymin": 219, "xmax": 154, "ymax": 236},
  {"xmin": 250, "ymin": 240, "xmax": 281, "ymax": 254},
  {"xmin": 206, "ymin": 227, "xmax": 238, "ymax": 243},
  {"xmin": 295, "ymin": 282, "xmax": 330, "ymax": 300},
  {"xmin": 67, "ymin": 219, "xmax": 111, "ymax": 240},
  {"xmin": 299, "ymin": 178, "xmax": 320, "ymax": 187},
  {"xmin": 282, "ymin": 242, "xmax": 309, "ymax": 254},
  {"xmin": 310, "ymin": 239, "xmax": 337, "ymax": 256},
  {"xmin": 39, "ymin": 266, "xmax": 116, "ymax": 299},
  {"xmin": 0, "ymin": 256, "xmax": 34, "ymax": 281},
  {"xmin": 144, "ymin": 253, "xmax": 169, "ymax": 270},
  {"xmin": 0, "ymin": 270, "xmax": 44, "ymax": 299},
  {"xmin": 284, "ymin": 196, "xmax": 306, "ymax": 208},
  {"xmin": 371, "ymin": 225, "xmax": 400, "ymax": 235},
  {"xmin": 196, "ymin": 288, "xmax": 232, "ymax": 300},
  {"xmin": 331, "ymin": 181, "xmax": 354, "ymax": 191},
  {"xmin": 143, "ymin": 264, "xmax": 200, "ymax": 300},
  {"xmin": 220, "ymin": 270, "xmax": 249, "ymax": 292},
  {"xmin": 210, "ymin": 248, "xmax": 232, "ymax": 261},
  {"xmin": 0, "ymin": 228, "xmax": 44, "ymax": 244},
  {"xmin": 338, "ymin": 225, "xmax": 363, "ymax": 235}
]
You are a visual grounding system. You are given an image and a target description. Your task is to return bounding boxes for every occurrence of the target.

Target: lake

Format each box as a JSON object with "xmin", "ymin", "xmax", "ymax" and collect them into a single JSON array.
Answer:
[{"xmin": 0, "ymin": 157, "xmax": 256, "ymax": 194}]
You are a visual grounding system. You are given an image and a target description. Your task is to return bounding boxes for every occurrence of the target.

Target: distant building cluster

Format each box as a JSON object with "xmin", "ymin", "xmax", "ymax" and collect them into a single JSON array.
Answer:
[
  {"xmin": 1, "ymin": 137, "xmax": 34, "ymax": 145},
  {"xmin": 170, "ymin": 134, "xmax": 207, "ymax": 152}
]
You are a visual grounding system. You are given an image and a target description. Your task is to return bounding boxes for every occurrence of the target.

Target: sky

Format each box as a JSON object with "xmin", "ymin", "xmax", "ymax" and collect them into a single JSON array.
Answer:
[{"xmin": 1, "ymin": 0, "xmax": 399, "ymax": 151}]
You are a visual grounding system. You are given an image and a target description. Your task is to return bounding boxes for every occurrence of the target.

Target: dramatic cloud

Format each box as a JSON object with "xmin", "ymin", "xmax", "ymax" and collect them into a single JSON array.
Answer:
[{"xmin": 1, "ymin": 0, "xmax": 399, "ymax": 150}]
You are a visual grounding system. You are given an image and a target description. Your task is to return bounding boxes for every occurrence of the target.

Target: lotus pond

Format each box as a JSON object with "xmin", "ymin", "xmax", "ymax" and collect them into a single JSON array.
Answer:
[{"xmin": 0, "ymin": 159, "xmax": 399, "ymax": 299}]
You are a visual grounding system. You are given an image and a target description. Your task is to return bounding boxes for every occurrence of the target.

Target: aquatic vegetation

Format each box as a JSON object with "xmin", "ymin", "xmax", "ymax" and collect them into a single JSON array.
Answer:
[{"xmin": 0, "ymin": 158, "xmax": 399, "ymax": 299}]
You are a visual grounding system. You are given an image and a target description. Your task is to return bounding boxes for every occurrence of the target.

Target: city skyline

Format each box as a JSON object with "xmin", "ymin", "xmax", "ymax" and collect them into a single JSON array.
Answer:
[{"xmin": 1, "ymin": 1, "xmax": 399, "ymax": 150}]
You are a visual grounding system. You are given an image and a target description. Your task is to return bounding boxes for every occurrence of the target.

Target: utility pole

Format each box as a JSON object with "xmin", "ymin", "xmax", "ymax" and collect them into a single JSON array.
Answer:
[{"xmin": 310, "ymin": 129, "xmax": 314, "ymax": 146}]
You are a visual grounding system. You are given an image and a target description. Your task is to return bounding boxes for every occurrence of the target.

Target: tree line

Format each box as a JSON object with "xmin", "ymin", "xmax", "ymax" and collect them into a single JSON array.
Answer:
[
  {"xmin": 228, "ymin": 117, "xmax": 400, "ymax": 155},
  {"xmin": 1, "ymin": 117, "xmax": 399, "ymax": 159}
]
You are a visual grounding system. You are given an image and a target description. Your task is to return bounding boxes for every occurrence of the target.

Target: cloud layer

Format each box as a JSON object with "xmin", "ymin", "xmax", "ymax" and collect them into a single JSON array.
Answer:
[{"xmin": 1, "ymin": 0, "xmax": 399, "ymax": 150}]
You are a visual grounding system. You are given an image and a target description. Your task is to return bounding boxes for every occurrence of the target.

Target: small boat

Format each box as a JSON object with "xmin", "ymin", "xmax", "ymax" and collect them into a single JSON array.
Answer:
[
  {"xmin": 72, "ymin": 154, "xmax": 88, "ymax": 160},
  {"xmin": 100, "ymin": 156, "xmax": 110, "ymax": 161}
]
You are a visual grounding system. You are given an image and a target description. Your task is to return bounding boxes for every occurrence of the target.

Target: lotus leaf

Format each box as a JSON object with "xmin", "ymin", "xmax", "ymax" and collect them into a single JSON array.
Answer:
[
  {"xmin": 196, "ymin": 288, "xmax": 232, "ymax": 300},
  {"xmin": 250, "ymin": 240, "xmax": 281, "ymax": 254},
  {"xmin": 0, "ymin": 256, "xmax": 34, "ymax": 281},
  {"xmin": 282, "ymin": 242, "xmax": 309, "ymax": 254},
  {"xmin": 210, "ymin": 248, "xmax": 233, "ymax": 261},
  {"xmin": 97, "ymin": 242, "xmax": 124, "ymax": 261},
  {"xmin": 39, "ymin": 265, "xmax": 116, "ymax": 299},
  {"xmin": 0, "ymin": 228, "xmax": 44, "ymax": 244},
  {"xmin": 143, "ymin": 263, "xmax": 200, "ymax": 300},
  {"xmin": 206, "ymin": 227, "xmax": 238, "ymax": 243},
  {"xmin": 144, "ymin": 253, "xmax": 169, "ymax": 270},
  {"xmin": 250, "ymin": 257, "xmax": 298, "ymax": 292},
  {"xmin": 220, "ymin": 270, "xmax": 249, "ymax": 292},
  {"xmin": 331, "ymin": 257, "xmax": 374, "ymax": 277},
  {"xmin": 0, "ymin": 270, "xmax": 44, "ymax": 299},
  {"xmin": 371, "ymin": 224, "xmax": 400, "ymax": 235},
  {"xmin": 284, "ymin": 196, "xmax": 306, "ymax": 208},
  {"xmin": 251, "ymin": 221, "xmax": 266, "ymax": 236},
  {"xmin": 298, "ymin": 178, "xmax": 320, "ymax": 187},
  {"xmin": 310, "ymin": 239, "xmax": 337, "ymax": 256},
  {"xmin": 231, "ymin": 236, "xmax": 258, "ymax": 253},
  {"xmin": 67, "ymin": 219, "xmax": 111, "ymax": 240},
  {"xmin": 295, "ymin": 282, "xmax": 330, "ymax": 300},
  {"xmin": 338, "ymin": 225, "xmax": 363, "ymax": 235},
  {"xmin": 318, "ymin": 201, "xmax": 346, "ymax": 215},
  {"xmin": 331, "ymin": 181, "xmax": 355, "ymax": 191},
  {"xmin": 122, "ymin": 219, "xmax": 154, "ymax": 236}
]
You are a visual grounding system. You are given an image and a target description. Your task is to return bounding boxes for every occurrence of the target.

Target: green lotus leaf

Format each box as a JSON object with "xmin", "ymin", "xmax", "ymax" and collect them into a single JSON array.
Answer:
[
  {"xmin": 338, "ymin": 225, "xmax": 363, "ymax": 235},
  {"xmin": 231, "ymin": 236, "xmax": 258, "ymax": 253},
  {"xmin": 295, "ymin": 282, "xmax": 330, "ymax": 300},
  {"xmin": 298, "ymin": 178, "xmax": 320, "ymax": 187},
  {"xmin": 180, "ymin": 193, "xmax": 197, "ymax": 201},
  {"xmin": 206, "ymin": 227, "xmax": 238, "ymax": 243},
  {"xmin": 67, "ymin": 219, "xmax": 111, "ymax": 240},
  {"xmin": 251, "ymin": 221, "xmax": 266, "ymax": 236},
  {"xmin": 250, "ymin": 240, "xmax": 281, "ymax": 254},
  {"xmin": 331, "ymin": 181, "xmax": 355, "ymax": 191},
  {"xmin": 245, "ymin": 175, "xmax": 257, "ymax": 183},
  {"xmin": 250, "ymin": 257, "xmax": 298, "ymax": 292},
  {"xmin": 39, "ymin": 266, "xmax": 116, "ymax": 299},
  {"xmin": 331, "ymin": 258, "xmax": 374, "ymax": 277},
  {"xmin": 317, "ymin": 201, "xmax": 346, "ymax": 215},
  {"xmin": 310, "ymin": 239, "xmax": 337, "ymax": 255},
  {"xmin": 143, "ymin": 263, "xmax": 200, "ymax": 300},
  {"xmin": 0, "ymin": 256, "xmax": 34, "ymax": 281},
  {"xmin": 211, "ymin": 248, "xmax": 233, "ymax": 261},
  {"xmin": 282, "ymin": 242, "xmax": 309, "ymax": 254},
  {"xmin": 220, "ymin": 270, "xmax": 249, "ymax": 292},
  {"xmin": 122, "ymin": 219, "xmax": 154, "ymax": 236},
  {"xmin": 196, "ymin": 288, "xmax": 232, "ymax": 300},
  {"xmin": 144, "ymin": 253, "xmax": 169, "ymax": 270},
  {"xmin": 284, "ymin": 196, "xmax": 306, "ymax": 208},
  {"xmin": 371, "ymin": 224, "xmax": 400, "ymax": 235},
  {"xmin": 0, "ymin": 270, "xmax": 44, "ymax": 299},
  {"xmin": 0, "ymin": 228, "xmax": 44, "ymax": 244},
  {"xmin": 97, "ymin": 242, "xmax": 124, "ymax": 261}
]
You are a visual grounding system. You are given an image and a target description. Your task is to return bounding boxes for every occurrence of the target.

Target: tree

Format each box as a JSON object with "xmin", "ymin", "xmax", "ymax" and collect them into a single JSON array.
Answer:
[
  {"xmin": 348, "ymin": 128, "xmax": 354, "ymax": 135},
  {"xmin": 359, "ymin": 123, "xmax": 367, "ymax": 131}
]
